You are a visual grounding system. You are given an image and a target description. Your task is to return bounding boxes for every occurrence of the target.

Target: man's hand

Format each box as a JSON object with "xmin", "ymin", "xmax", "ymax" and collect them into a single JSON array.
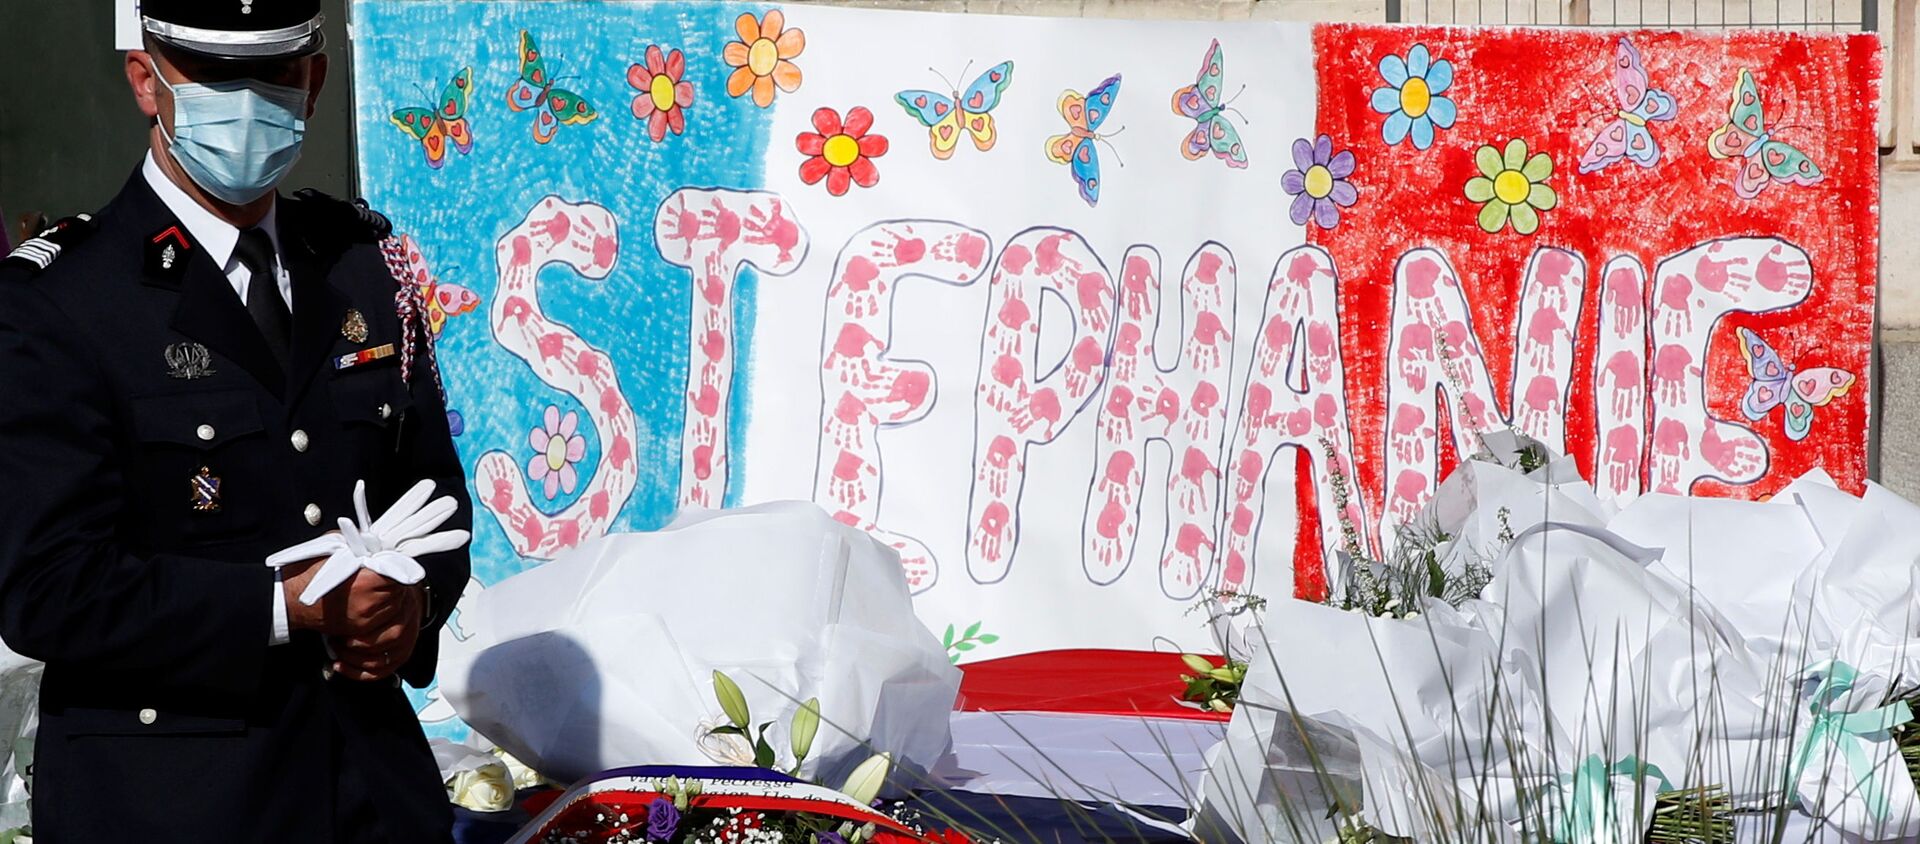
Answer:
[
  {"xmin": 328, "ymin": 584, "xmax": 424, "ymax": 682},
  {"xmin": 281, "ymin": 558, "xmax": 410, "ymax": 639}
]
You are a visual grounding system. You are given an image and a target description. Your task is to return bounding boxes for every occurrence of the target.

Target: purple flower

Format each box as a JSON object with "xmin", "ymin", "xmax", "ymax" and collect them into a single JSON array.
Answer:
[
  {"xmin": 646, "ymin": 797, "xmax": 680, "ymax": 841},
  {"xmin": 1281, "ymin": 134, "xmax": 1358, "ymax": 230},
  {"xmin": 817, "ymin": 834, "xmax": 849, "ymax": 844}
]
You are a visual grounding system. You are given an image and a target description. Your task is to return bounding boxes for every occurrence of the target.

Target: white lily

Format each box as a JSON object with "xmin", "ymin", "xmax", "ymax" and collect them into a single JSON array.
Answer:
[
  {"xmin": 694, "ymin": 718, "xmax": 758, "ymax": 766},
  {"xmin": 265, "ymin": 479, "xmax": 470, "ymax": 605},
  {"xmin": 839, "ymin": 752, "xmax": 891, "ymax": 806}
]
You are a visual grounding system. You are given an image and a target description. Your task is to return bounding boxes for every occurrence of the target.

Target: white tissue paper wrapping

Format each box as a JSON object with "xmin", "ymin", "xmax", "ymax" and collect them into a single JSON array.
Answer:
[
  {"xmin": 437, "ymin": 501, "xmax": 961, "ymax": 788},
  {"xmin": 1192, "ymin": 597, "xmax": 1521, "ymax": 844},
  {"xmin": 1194, "ymin": 444, "xmax": 1920, "ymax": 842}
]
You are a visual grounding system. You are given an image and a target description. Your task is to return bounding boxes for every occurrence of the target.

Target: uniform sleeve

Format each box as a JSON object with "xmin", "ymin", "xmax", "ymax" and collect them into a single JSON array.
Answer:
[
  {"xmin": 0, "ymin": 279, "xmax": 274, "ymax": 696},
  {"xmin": 390, "ymin": 293, "xmax": 473, "ymax": 690}
]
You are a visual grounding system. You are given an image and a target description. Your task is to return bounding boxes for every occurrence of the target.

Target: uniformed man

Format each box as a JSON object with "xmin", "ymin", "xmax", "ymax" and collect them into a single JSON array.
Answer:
[{"xmin": 0, "ymin": 2, "xmax": 471, "ymax": 841}]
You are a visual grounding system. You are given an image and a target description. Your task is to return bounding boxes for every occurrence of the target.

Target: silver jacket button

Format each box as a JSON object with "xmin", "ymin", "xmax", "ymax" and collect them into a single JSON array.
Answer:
[
  {"xmin": 196, "ymin": 424, "xmax": 216, "ymax": 441},
  {"xmin": 378, "ymin": 403, "xmax": 393, "ymax": 420},
  {"xmin": 303, "ymin": 503, "xmax": 322, "ymax": 526},
  {"xmin": 290, "ymin": 429, "xmax": 310, "ymax": 452},
  {"xmin": 138, "ymin": 708, "xmax": 157, "ymax": 725}
]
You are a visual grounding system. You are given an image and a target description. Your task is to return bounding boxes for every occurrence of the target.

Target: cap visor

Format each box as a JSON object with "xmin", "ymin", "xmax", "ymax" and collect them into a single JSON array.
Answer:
[{"xmin": 143, "ymin": 16, "xmax": 325, "ymax": 59}]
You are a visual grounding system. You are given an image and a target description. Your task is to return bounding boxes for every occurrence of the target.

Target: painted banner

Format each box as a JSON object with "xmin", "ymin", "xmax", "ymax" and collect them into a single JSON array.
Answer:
[{"xmin": 349, "ymin": 2, "xmax": 1880, "ymax": 735}]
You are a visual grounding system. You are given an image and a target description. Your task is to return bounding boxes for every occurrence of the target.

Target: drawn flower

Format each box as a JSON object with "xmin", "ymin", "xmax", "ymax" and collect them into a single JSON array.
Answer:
[
  {"xmin": 627, "ymin": 45, "xmax": 694, "ymax": 142},
  {"xmin": 1370, "ymin": 44, "xmax": 1456, "ymax": 150},
  {"xmin": 1281, "ymin": 134, "xmax": 1358, "ymax": 229},
  {"xmin": 527, "ymin": 405, "xmax": 587, "ymax": 499},
  {"xmin": 1465, "ymin": 138, "xmax": 1558, "ymax": 234},
  {"xmin": 797, "ymin": 107, "xmax": 888, "ymax": 196},
  {"xmin": 723, "ymin": 10, "xmax": 805, "ymax": 108}
]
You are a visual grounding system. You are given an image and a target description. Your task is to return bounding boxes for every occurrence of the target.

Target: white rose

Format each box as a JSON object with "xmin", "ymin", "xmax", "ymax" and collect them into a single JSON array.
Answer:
[
  {"xmin": 490, "ymin": 748, "xmax": 545, "ymax": 790},
  {"xmin": 696, "ymin": 717, "xmax": 757, "ymax": 766},
  {"xmin": 446, "ymin": 762, "xmax": 513, "ymax": 812}
]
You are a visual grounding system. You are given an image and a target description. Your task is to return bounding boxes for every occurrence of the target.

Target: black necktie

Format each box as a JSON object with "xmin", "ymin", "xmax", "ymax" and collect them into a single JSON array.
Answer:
[{"xmin": 235, "ymin": 227, "xmax": 290, "ymax": 368}]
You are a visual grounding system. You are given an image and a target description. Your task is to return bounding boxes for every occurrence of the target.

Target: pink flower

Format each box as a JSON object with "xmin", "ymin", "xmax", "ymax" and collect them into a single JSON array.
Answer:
[
  {"xmin": 627, "ymin": 44, "xmax": 695, "ymax": 142},
  {"xmin": 527, "ymin": 405, "xmax": 587, "ymax": 499}
]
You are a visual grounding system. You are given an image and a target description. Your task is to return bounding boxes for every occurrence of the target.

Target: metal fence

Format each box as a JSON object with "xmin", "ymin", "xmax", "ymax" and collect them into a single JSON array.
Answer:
[
  {"xmin": 1386, "ymin": 0, "xmax": 1877, "ymax": 29},
  {"xmin": 1380, "ymin": 0, "xmax": 1910, "ymax": 155}
]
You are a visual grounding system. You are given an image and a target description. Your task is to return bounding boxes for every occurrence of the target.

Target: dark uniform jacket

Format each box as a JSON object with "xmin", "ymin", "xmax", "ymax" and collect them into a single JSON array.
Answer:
[{"xmin": 0, "ymin": 170, "xmax": 471, "ymax": 842}]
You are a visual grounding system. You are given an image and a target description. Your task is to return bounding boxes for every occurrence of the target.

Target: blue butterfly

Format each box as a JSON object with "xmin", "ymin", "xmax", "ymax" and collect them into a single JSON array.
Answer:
[
  {"xmin": 894, "ymin": 61, "xmax": 1014, "ymax": 160},
  {"xmin": 1045, "ymin": 74, "xmax": 1123, "ymax": 207}
]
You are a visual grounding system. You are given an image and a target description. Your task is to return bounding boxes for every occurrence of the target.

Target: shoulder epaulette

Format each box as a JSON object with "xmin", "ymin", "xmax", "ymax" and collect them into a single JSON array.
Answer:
[
  {"xmin": 2, "ymin": 214, "xmax": 97, "ymax": 273},
  {"xmin": 290, "ymin": 188, "xmax": 393, "ymax": 247}
]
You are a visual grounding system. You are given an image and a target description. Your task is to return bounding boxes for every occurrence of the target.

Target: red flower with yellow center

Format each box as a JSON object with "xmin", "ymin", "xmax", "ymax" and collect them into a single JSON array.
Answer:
[{"xmin": 796, "ymin": 107, "xmax": 888, "ymax": 196}]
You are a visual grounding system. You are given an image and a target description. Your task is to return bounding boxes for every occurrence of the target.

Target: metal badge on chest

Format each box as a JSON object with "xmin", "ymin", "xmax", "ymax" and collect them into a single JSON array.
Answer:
[
  {"xmin": 190, "ymin": 466, "xmax": 222, "ymax": 513},
  {"xmin": 341, "ymin": 308, "xmax": 369, "ymax": 344},
  {"xmin": 164, "ymin": 342, "xmax": 217, "ymax": 380}
]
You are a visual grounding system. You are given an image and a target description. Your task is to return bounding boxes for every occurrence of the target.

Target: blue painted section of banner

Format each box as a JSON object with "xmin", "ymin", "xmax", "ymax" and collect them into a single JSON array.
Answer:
[{"xmin": 351, "ymin": 0, "xmax": 774, "ymax": 738}]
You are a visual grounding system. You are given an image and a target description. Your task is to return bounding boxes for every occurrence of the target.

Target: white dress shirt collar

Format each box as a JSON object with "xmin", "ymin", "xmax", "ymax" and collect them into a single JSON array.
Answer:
[{"xmin": 141, "ymin": 152, "xmax": 288, "ymax": 306}]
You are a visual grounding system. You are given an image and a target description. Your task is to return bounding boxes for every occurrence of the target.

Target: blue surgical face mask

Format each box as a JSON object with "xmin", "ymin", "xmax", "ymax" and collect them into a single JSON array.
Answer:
[{"xmin": 153, "ymin": 69, "xmax": 309, "ymax": 205}]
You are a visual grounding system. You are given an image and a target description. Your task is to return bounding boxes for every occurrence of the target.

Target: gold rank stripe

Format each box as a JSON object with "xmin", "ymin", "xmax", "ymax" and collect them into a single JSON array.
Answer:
[{"xmin": 333, "ymin": 343, "xmax": 396, "ymax": 370}]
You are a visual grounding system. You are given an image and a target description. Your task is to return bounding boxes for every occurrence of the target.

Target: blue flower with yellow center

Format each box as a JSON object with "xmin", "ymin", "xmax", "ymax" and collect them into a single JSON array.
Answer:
[{"xmin": 1370, "ymin": 44, "xmax": 1457, "ymax": 150}]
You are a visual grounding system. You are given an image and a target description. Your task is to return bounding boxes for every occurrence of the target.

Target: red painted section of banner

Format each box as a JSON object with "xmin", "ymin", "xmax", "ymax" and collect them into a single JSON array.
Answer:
[
  {"xmin": 956, "ymin": 648, "xmax": 1233, "ymax": 721},
  {"xmin": 1311, "ymin": 26, "xmax": 1879, "ymax": 506},
  {"xmin": 1294, "ymin": 446, "xmax": 1327, "ymax": 600}
]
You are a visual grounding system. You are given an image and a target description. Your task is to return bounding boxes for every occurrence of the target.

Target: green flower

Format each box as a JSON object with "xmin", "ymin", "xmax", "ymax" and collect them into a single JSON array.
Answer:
[{"xmin": 1465, "ymin": 138, "xmax": 1557, "ymax": 235}]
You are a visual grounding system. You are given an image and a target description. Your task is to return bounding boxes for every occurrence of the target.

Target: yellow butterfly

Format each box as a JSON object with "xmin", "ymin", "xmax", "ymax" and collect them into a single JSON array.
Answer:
[{"xmin": 894, "ymin": 61, "xmax": 1014, "ymax": 159}]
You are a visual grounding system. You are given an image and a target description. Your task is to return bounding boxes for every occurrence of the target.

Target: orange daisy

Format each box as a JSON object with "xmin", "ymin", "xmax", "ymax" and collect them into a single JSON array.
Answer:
[{"xmin": 723, "ymin": 10, "xmax": 804, "ymax": 108}]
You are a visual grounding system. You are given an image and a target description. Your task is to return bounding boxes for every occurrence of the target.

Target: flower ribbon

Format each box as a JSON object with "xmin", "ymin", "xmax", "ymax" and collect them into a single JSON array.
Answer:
[
  {"xmin": 1790, "ymin": 660, "xmax": 1914, "ymax": 822},
  {"xmin": 1548, "ymin": 754, "xmax": 1671, "ymax": 844}
]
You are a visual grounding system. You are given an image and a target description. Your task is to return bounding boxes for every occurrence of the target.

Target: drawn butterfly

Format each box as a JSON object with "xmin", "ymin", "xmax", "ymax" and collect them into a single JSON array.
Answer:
[
  {"xmin": 1172, "ymin": 40, "xmax": 1247, "ymax": 169},
  {"xmin": 505, "ymin": 30, "xmax": 598, "ymax": 144},
  {"xmin": 894, "ymin": 61, "xmax": 1014, "ymax": 160},
  {"xmin": 391, "ymin": 67, "xmax": 474, "ymax": 169},
  {"xmin": 1708, "ymin": 69, "xmax": 1823, "ymax": 199},
  {"xmin": 1737, "ymin": 327, "xmax": 1854, "ymax": 442},
  {"xmin": 1577, "ymin": 39, "xmax": 1677, "ymax": 174},
  {"xmin": 1045, "ymin": 74, "xmax": 1123, "ymax": 207},
  {"xmin": 397, "ymin": 234, "xmax": 480, "ymax": 336}
]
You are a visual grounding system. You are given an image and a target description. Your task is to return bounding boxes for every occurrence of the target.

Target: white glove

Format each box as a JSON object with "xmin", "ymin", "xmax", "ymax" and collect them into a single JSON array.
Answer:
[{"xmin": 265, "ymin": 479, "xmax": 470, "ymax": 606}]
